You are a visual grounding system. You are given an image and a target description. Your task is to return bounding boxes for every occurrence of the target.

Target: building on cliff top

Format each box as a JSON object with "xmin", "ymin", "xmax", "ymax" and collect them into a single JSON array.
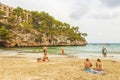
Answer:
[{"xmin": 0, "ymin": 2, "xmax": 31, "ymax": 23}]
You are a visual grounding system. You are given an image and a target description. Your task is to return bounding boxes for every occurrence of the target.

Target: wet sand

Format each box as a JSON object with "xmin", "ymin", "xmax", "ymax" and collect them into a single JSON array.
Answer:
[{"xmin": 0, "ymin": 53, "xmax": 120, "ymax": 80}]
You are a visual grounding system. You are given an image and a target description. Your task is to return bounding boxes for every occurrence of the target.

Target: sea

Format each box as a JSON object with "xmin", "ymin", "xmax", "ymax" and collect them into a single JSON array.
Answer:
[{"xmin": 0, "ymin": 43, "xmax": 120, "ymax": 60}]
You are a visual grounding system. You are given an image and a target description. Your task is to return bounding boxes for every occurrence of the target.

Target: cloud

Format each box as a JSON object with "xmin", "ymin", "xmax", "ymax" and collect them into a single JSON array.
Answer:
[
  {"xmin": 92, "ymin": 12, "xmax": 120, "ymax": 19},
  {"xmin": 101, "ymin": 0, "xmax": 120, "ymax": 7},
  {"xmin": 69, "ymin": 8, "xmax": 89, "ymax": 20},
  {"xmin": 69, "ymin": 0, "xmax": 91, "ymax": 20}
]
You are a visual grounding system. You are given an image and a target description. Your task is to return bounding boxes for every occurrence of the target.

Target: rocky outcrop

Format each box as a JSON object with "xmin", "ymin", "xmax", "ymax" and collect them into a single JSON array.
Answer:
[{"xmin": 0, "ymin": 30, "xmax": 87, "ymax": 47}]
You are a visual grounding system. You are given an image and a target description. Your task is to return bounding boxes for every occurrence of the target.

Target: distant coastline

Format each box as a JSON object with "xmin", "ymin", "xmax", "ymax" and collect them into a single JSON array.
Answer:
[{"xmin": 88, "ymin": 43, "xmax": 120, "ymax": 45}]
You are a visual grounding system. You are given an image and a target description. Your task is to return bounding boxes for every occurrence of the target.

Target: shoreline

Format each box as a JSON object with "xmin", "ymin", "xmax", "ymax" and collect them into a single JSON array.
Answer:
[
  {"xmin": 68, "ymin": 53, "xmax": 120, "ymax": 62},
  {"xmin": 0, "ymin": 51, "xmax": 120, "ymax": 61}
]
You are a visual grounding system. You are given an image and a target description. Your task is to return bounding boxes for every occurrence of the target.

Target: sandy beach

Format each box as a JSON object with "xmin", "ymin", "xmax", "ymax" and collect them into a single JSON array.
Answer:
[{"xmin": 0, "ymin": 53, "xmax": 120, "ymax": 80}]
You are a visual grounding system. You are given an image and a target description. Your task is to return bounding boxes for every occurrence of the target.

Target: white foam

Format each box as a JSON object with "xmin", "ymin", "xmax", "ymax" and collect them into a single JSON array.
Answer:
[{"xmin": 70, "ymin": 53, "xmax": 120, "ymax": 61}]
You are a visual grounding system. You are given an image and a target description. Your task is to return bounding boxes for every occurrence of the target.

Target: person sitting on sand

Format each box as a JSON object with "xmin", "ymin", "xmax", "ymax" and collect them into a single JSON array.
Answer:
[
  {"xmin": 37, "ymin": 53, "xmax": 49, "ymax": 62},
  {"xmin": 94, "ymin": 58, "xmax": 102, "ymax": 71},
  {"xmin": 37, "ymin": 48, "xmax": 49, "ymax": 62},
  {"xmin": 84, "ymin": 58, "xmax": 92, "ymax": 73},
  {"xmin": 91, "ymin": 58, "xmax": 103, "ymax": 74},
  {"xmin": 42, "ymin": 51, "xmax": 49, "ymax": 62}
]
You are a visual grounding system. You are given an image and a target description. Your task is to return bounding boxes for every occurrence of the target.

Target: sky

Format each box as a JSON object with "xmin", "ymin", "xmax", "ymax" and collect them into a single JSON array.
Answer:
[{"xmin": 1, "ymin": 0, "xmax": 120, "ymax": 43}]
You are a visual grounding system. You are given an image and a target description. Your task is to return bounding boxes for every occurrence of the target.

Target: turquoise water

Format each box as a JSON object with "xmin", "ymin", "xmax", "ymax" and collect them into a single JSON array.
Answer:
[{"xmin": 0, "ymin": 43, "xmax": 120, "ymax": 59}]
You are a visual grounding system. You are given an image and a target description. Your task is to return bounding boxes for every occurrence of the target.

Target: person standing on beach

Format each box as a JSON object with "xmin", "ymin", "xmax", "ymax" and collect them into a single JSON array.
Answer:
[
  {"xmin": 104, "ymin": 48, "xmax": 107, "ymax": 57},
  {"xmin": 102, "ymin": 47, "xmax": 107, "ymax": 57},
  {"xmin": 43, "ymin": 47, "xmax": 47, "ymax": 55},
  {"xmin": 61, "ymin": 48, "xmax": 64, "ymax": 55}
]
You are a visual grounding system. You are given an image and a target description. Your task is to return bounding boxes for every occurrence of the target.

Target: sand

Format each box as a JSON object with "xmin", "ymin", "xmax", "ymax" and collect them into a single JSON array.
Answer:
[{"xmin": 0, "ymin": 53, "xmax": 120, "ymax": 80}]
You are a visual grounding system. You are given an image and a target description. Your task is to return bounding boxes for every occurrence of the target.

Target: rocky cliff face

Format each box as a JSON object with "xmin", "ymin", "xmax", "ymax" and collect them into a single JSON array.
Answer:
[{"xmin": 0, "ymin": 30, "xmax": 87, "ymax": 47}]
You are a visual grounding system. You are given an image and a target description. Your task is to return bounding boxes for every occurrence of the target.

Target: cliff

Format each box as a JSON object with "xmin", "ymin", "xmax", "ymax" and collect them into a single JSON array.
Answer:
[
  {"xmin": 0, "ymin": 29, "xmax": 87, "ymax": 47},
  {"xmin": 0, "ymin": 4, "xmax": 87, "ymax": 47}
]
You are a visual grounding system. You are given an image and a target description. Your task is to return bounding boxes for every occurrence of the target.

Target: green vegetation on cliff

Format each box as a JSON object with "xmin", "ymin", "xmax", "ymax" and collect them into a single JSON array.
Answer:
[{"xmin": 0, "ymin": 7, "xmax": 87, "ymax": 47}]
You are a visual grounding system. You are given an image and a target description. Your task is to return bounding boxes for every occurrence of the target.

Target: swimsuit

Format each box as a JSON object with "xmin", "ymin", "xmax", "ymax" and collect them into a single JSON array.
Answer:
[{"xmin": 84, "ymin": 67, "xmax": 92, "ymax": 72}]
